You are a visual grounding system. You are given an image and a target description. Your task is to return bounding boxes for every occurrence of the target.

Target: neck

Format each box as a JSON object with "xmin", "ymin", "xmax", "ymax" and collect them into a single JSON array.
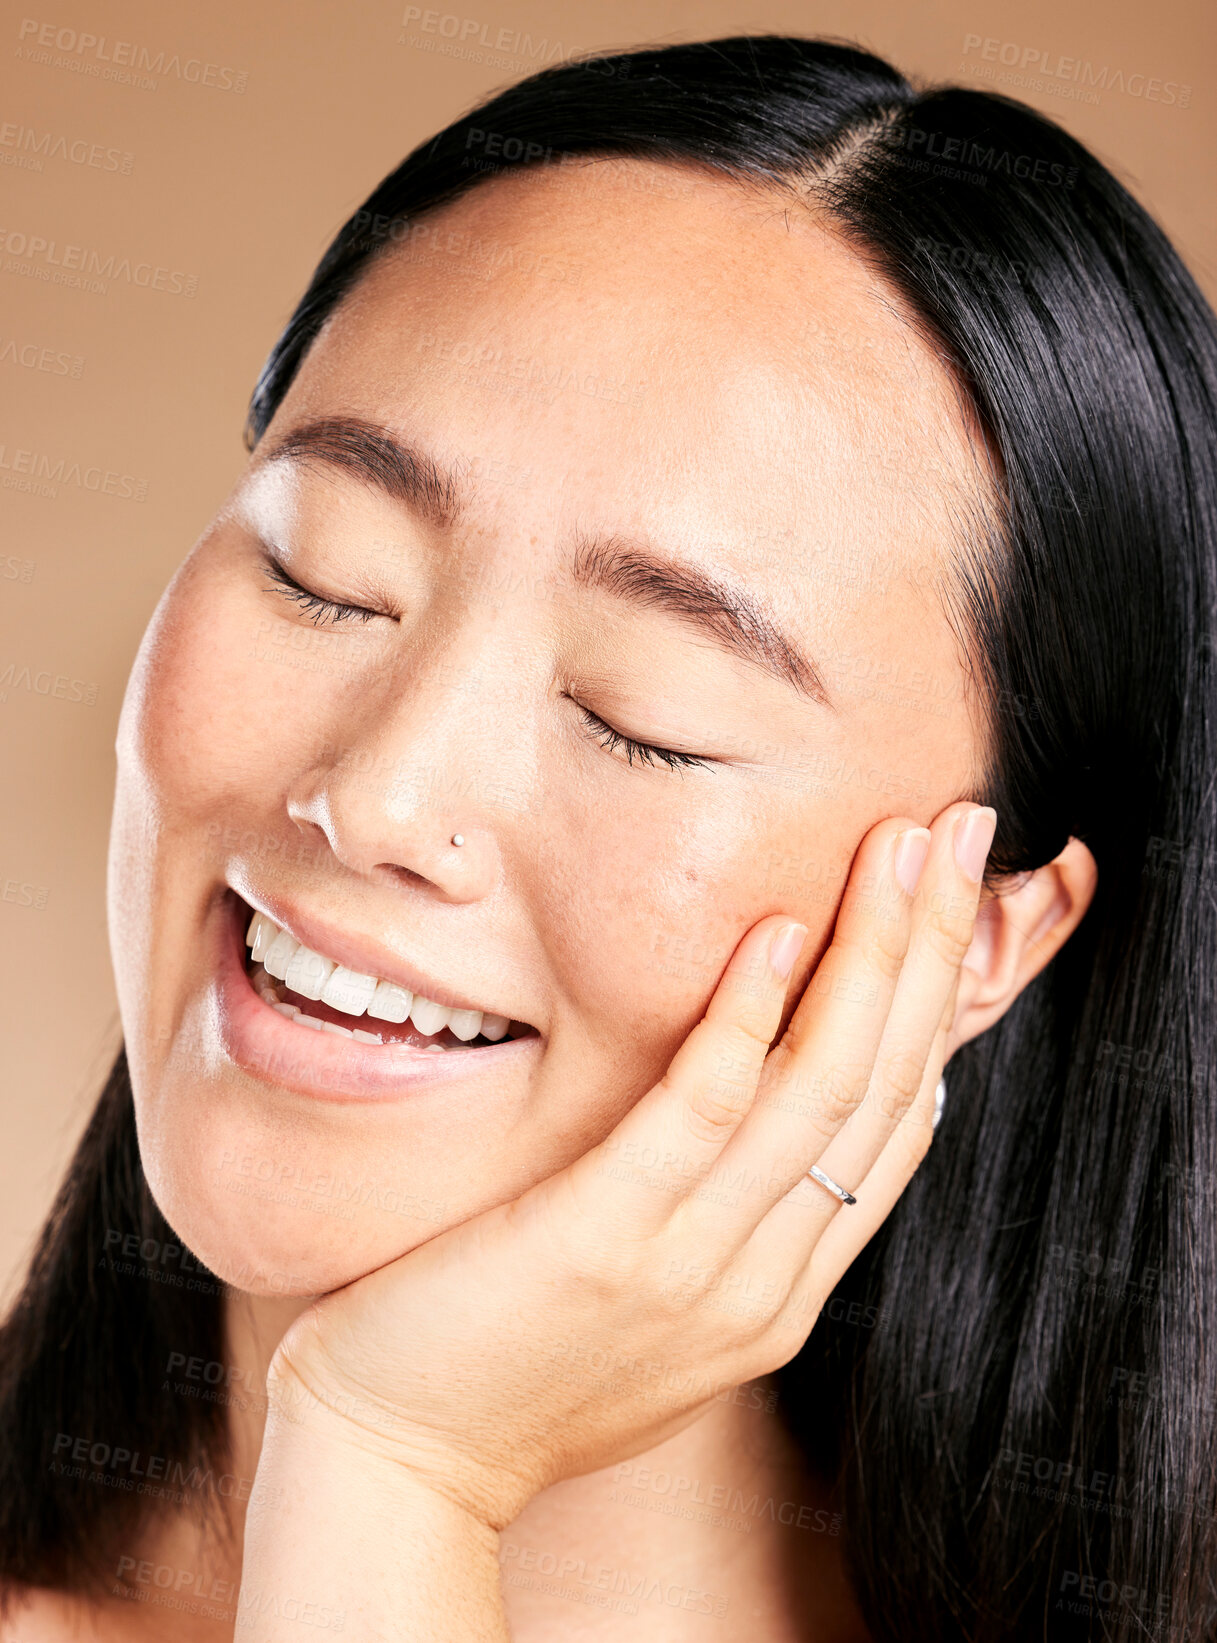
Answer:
[
  {"xmin": 97, "ymin": 1292, "xmax": 869, "ymax": 1643},
  {"xmin": 500, "ymin": 1378, "xmax": 868, "ymax": 1642}
]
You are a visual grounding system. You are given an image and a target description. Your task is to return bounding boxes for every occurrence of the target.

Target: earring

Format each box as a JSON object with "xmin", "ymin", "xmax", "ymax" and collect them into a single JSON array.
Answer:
[
  {"xmin": 451, "ymin": 834, "xmax": 464, "ymax": 847},
  {"xmin": 933, "ymin": 1075, "xmax": 947, "ymax": 1130}
]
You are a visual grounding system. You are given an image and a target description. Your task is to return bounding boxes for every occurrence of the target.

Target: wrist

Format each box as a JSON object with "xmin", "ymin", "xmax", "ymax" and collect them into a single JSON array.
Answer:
[
  {"xmin": 265, "ymin": 1350, "xmax": 413, "ymax": 1459},
  {"xmin": 262, "ymin": 1353, "xmax": 535, "ymax": 1531},
  {"xmin": 256, "ymin": 1366, "xmax": 504, "ymax": 1561},
  {"xmin": 243, "ymin": 1368, "xmax": 510, "ymax": 1642}
]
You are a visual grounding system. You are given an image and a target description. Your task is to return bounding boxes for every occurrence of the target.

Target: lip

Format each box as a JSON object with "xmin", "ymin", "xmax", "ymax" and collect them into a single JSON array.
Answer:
[
  {"xmin": 213, "ymin": 891, "xmax": 541, "ymax": 1103},
  {"xmin": 228, "ymin": 878, "xmax": 527, "ymax": 1022}
]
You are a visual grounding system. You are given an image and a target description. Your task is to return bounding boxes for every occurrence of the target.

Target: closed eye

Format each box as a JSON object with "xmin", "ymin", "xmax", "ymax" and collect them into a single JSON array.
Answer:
[
  {"xmin": 258, "ymin": 555, "xmax": 713, "ymax": 771},
  {"xmin": 260, "ymin": 552, "xmax": 385, "ymax": 626},
  {"xmin": 573, "ymin": 701, "xmax": 713, "ymax": 773}
]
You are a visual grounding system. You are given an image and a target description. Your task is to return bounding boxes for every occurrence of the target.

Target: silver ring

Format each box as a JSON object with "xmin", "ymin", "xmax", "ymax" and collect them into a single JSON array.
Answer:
[
  {"xmin": 804, "ymin": 1078, "xmax": 945, "ymax": 1206},
  {"xmin": 806, "ymin": 1164, "xmax": 857, "ymax": 1206}
]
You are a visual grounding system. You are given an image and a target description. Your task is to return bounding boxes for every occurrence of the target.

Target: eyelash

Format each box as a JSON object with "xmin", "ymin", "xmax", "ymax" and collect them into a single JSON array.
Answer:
[
  {"xmin": 261, "ymin": 555, "xmax": 381, "ymax": 626},
  {"xmin": 574, "ymin": 703, "xmax": 711, "ymax": 772},
  {"xmin": 262, "ymin": 554, "xmax": 710, "ymax": 773}
]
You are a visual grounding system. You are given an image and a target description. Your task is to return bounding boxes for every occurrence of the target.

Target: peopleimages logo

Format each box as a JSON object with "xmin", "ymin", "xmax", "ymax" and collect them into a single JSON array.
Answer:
[
  {"xmin": 0, "ymin": 227, "xmax": 197, "ymax": 296},
  {"xmin": 0, "ymin": 441, "xmax": 147, "ymax": 500},
  {"xmin": 15, "ymin": 19, "xmax": 248, "ymax": 92},
  {"xmin": 962, "ymin": 34, "xmax": 1191, "ymax": 106},
  {"xmin": 0, "ymin": 121, "xmax": 134, "ymax": 174}
]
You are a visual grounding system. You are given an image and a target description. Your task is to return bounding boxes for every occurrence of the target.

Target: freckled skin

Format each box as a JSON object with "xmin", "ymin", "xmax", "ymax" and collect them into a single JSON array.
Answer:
[{"xmin": 108, "ymin": 158, "xmax": 984, "ymax": 1296}]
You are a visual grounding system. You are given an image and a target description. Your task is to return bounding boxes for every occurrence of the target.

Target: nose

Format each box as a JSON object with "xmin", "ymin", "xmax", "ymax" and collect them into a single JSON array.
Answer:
[{"xmin": 285, "ymin": 655, "xmax": 508, "ymax": 903}]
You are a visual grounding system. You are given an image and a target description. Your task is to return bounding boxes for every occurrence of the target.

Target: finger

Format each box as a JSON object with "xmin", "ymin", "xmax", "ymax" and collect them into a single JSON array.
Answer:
[
  {"xmin": 785, "ymin": 803, "xmax": 992, "ymax": 1216},
  {"xmin": 679, "ymin": 815, "xmax": 930, "ymax": 1255},
  {"xmin": 810, "ymin": 990, "xmax": 954, "ymax": 1273},
  {"xmin": 764, "ymin": 975, "xmax": 955, "ymax": 1343},
  {"xmin": 749, "ymin": 803, "xmax": 992, "ymax": 1292},
  {"xmin": 766, "ymin": 1005, "xmax": 956, "ymax": 1348},
  {"xmin": 566, "ymin": 912, "xmax": 808, "ymax": 1237}
]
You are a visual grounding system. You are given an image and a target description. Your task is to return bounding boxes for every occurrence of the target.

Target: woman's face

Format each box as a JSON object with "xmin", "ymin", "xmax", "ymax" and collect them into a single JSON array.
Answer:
[{"xmin": 109, "ymin": 158, "xmax": 988, "ymax": 1295}]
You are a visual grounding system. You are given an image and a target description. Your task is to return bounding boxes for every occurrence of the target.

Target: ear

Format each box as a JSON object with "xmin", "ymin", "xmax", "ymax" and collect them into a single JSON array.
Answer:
[{"xmin": 946, "ymin": 836, "xmax": 1098, "ymax": 1055}]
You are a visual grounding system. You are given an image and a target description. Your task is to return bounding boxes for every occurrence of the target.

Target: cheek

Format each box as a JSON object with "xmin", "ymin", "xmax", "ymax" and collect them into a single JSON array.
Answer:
[
  {"xmin": 118, "ymin": 544, "xmax": 280, "ymax": 836},
  {"xmin": 534, "ymin": 773, "xmax": 862, "ymax": 1089},
  {"xmin": 109, "ymin": 544, "xmax": 329, "ymax": 1119}
]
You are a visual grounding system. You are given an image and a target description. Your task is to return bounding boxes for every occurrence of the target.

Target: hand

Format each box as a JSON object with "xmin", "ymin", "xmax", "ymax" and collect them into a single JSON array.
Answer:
[{"xmin": 265, "ymin": 801, "xmax": 996, "ymax": 1529}]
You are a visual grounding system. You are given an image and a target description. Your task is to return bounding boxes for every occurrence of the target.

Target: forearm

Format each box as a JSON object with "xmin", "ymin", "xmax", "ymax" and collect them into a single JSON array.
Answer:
[{"xmin": 239, "ymin": 1384, "xmax": 511, "ymax": 1642}]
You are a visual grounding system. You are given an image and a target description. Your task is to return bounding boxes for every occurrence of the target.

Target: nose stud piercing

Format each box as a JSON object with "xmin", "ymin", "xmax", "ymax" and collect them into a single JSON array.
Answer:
[{"xmin": 451, "ymin": 834, "xmax": 464, "ymax": 847}]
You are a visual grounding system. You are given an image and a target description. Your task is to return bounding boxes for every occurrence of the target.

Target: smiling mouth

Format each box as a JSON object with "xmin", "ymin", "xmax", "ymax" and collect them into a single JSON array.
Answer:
[{"xmin": 242, "ymin": 906, "xmax": 537, "ymax": 1052}]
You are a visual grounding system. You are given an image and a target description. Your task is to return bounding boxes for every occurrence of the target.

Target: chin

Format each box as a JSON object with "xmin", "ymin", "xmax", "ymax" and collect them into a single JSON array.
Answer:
[{"xmin": 135, "ymin": 1092, "xmax": 465, "ymax": 1298}]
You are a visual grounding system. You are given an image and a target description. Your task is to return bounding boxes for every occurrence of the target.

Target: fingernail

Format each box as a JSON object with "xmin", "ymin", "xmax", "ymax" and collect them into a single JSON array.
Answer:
[
  {"xmin": 769, "ymin": 921, "xmax": 808, "ymax": 980},
  {"xmin": 893, "ymin": 827, "xmax": 932, "ymax": 896},
  {"xmin": 953, "ymin": 807, "xmax": 997, "ymax": 883}
]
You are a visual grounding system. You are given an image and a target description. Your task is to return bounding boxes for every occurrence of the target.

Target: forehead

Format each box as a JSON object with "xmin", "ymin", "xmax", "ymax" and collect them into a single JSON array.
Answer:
[
  {"xmin": 292, "ymin": 160, "xmax": 985, "ymax": 606},
  {"xmin": 265, "ymin": 159, "xmax": 988, "ymax": 793}
]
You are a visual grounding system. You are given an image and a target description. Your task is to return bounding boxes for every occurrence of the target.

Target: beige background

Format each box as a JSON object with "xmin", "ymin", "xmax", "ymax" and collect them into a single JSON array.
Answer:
[{"xmin": 1, "ymin": 0, "xmax": 1213, "ymax": 1301}]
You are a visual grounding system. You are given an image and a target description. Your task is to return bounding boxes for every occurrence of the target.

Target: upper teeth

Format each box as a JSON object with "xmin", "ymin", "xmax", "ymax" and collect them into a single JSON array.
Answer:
[{"xmin": 246, "ymin": 911, "xmax": 510, "ymax": 1041}]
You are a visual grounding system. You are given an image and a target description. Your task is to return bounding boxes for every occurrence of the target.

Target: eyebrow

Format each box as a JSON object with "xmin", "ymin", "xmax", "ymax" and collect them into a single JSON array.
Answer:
[
  {"xmin": 262, "ymin": 415, "xmax": 832, "ymax": 706},
  {"xmin": 569, "ymin": 534, "xmax": 831, "ymax": 705},
  {"xmin": 263, "ymin": 415, "xmax": 469, "ymax": 529}
]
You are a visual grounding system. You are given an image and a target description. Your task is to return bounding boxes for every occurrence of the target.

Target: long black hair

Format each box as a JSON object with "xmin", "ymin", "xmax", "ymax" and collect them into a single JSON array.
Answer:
[{"xmin": 3, "ymin": 35, "xmax": 1215, "ymax": 1641}]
